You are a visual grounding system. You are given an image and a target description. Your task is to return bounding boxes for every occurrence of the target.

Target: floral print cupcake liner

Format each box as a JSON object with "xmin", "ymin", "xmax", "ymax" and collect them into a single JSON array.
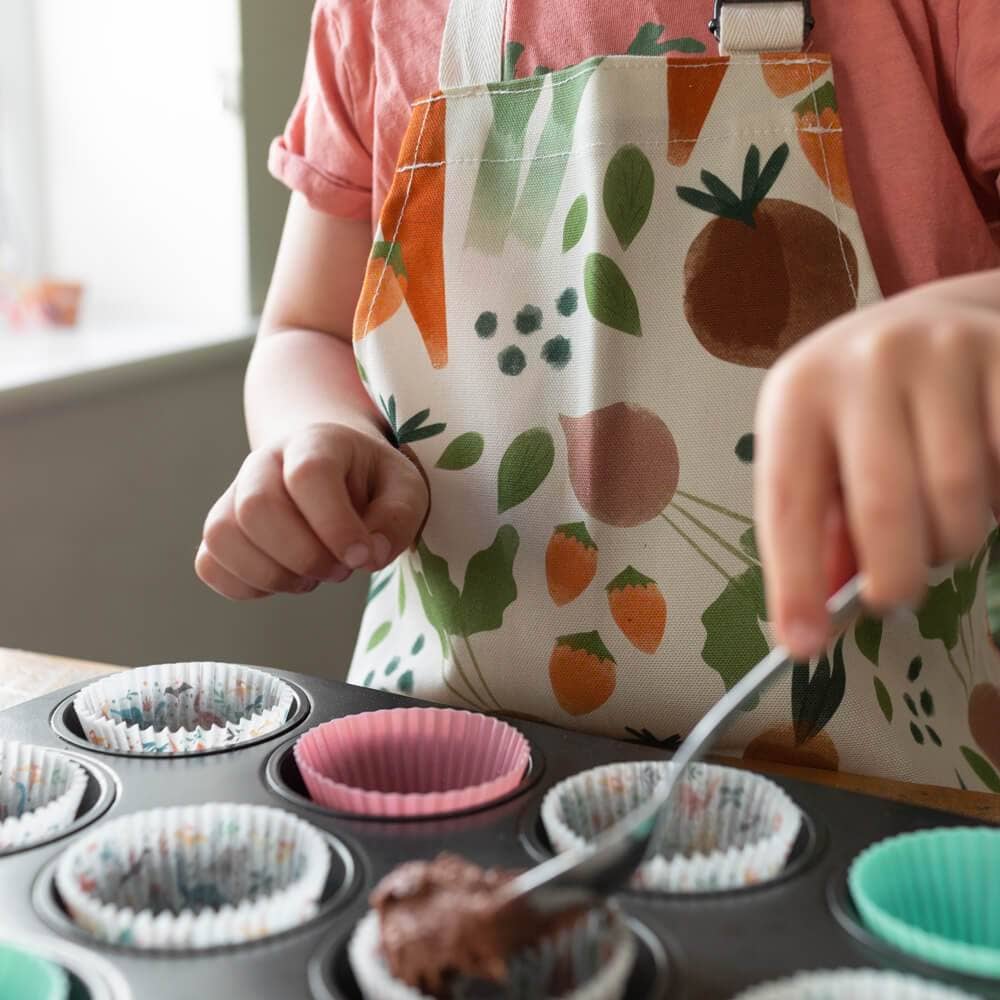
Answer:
[
  {"xmin": 0, "ymin": 742, "xmax": 87, "ymax": 852},
  {"xmin": 74, "ymin": 663, "xmax": 295, "ymax": 754},
  {"xmin": 55, "ymin": 803, "xmax": 330, "ymax": 950},
  {"xmin": 348, "ymin": 903, "xmax": 636, "ymax": 1000},
  {"xmin": 541, "ymin": 761, "xmax": 801, "ymax": 893},
  {"xmin": 732, "ymin": 969, "xmax": 978, "ymax": 999}
]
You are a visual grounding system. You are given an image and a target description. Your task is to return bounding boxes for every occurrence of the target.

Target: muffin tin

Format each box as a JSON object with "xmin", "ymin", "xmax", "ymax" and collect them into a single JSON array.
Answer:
[{"xmin": 0, "ymin": 666, "xmax": 996, "ymax": 999}]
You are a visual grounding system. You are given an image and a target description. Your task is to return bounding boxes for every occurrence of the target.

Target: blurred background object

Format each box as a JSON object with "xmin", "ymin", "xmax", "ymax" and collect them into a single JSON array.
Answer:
[{"xmin": 0, "ymin": 0, "xmax": 366, "ymax": 677}]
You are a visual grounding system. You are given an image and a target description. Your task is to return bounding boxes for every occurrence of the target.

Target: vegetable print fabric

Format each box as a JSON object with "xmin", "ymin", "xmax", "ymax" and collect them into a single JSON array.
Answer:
[{"xmin": 349, "ymin": 45, "xmax": 1000, "ymax": 790}]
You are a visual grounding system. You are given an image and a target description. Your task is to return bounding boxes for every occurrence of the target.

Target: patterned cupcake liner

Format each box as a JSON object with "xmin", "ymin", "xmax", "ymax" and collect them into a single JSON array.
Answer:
[
  {"xmin": 0, "ymin": 742, "xmax": 87, "ymax": 852},
  {"xmin": 74, "ymin": 663, "xmax": 295, "ymax": 754},
  {"xmin": 849, "ymin": 827, "xmax": 1000, "ymax": 979},
  {"xmin": 294, "ymin": 707, "xmax": 531, "ymax": 817},
  {"xmin": 55, "ymin": 803, "xmax": 330, "ymax": 950},
  {"xmin": 0, "ymin": 942, "xmax": 69, "ymax": 1000},
  {"xmin": 541, "ymin": 761, "xmax": 801, "ymax": 893},
  {"xmin": 348, "ymin": 903, "xmax": 636, "ymax": 1000},
  {"xmin": 732, "ymin": 968, "xmax": 978, "ymax": 999}
]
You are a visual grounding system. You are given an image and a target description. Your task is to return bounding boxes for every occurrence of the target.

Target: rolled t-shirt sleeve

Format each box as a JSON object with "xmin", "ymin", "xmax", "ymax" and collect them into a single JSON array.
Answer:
[{"xmin": 268, "ymin": 0, "xmax": 374, "ymax": 221}]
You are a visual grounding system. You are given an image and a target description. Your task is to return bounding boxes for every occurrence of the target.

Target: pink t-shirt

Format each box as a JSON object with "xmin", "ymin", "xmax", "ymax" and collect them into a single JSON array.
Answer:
[{"xmin": 269, "ymin": 0, "xmax": 1000, "ymax": 297}]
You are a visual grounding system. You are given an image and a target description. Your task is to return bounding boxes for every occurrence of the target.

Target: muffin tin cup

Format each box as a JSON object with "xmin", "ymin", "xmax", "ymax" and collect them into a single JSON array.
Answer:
[
  {"xmin": 848, "ymin": 827, "xmax": 1000, "ymax": 979},
  {"xmin": 294, "ymin": 708, "xmax": 531, "ymax": 818},
  {"xmin": 54, "ymin": 802, "xmax": 330, "ymax": 950},
  {"xmin": 0, "ymin": 942, "xmax": 69, "ymax": 1000},
  {"xmin": 0, "ymin": 742, "xmax": 88, "ymax": 852},
  {"xmin": 541, "ymin": 761, "xmax": 801, "ymax": 893},
  {"xmin": 732, "ymin": 968, "xmax": 979, "ymax": 999},
  {"xmin": 73, "ymin": 663, "xmax": 296, "ymax": 755},
  {"xmin": 348, "ymin": 903, "xmax": 636, "ymax": 1000}
]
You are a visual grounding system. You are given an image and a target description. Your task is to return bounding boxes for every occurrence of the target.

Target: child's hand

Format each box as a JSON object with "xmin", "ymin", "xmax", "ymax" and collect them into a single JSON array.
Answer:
[
  {"xmin": 755, "ymin": 277, "xmax": 1000, "ymax": 661},
  {"xmin": 195, "ymin": 422, "xmax": 429, "ymax": 600}
]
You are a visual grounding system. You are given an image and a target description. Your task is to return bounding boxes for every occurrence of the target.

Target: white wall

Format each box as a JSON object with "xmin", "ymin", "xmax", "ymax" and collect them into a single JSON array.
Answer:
[
  {"xmin": 31, "ymin": 0, "xmax": 249, "ymax": 325},
  {"xmin": 0, "ymin": 350, "xmax": 367, "ymax": 679}
]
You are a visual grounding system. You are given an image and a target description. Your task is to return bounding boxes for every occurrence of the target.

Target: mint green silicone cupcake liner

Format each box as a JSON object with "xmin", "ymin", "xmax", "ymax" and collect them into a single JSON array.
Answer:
[
  {"xmin": 848, "ymin": 827, "xmax": 1000, "ymax": 979},
  {"xmin": 0, "ymin": 943, "xmax": 69, "ymax": 1000},
  {"xmin": 732, "ymin": 968, "xmax": 977, "ymax": 999}
]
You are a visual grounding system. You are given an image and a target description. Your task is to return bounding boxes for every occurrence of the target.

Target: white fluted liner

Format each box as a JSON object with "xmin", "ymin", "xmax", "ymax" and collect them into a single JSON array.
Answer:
[
  {"xmin": 732, "ymin": 969, "xmax": 978, "ymax": 999},
  {"xmin": 294, "ymin": 708, "xmax": 530, "ymax": 817},
  {"xmin": 0, "ymin": 742, "xmax": 87, "ymax": 852},
  {"xmin": 542, "ymin": 761, "xmax": 801, "ymax": 893},
  {"xmin": 55, "ymin": 803, "xmax": 329, "ymax": 949},
  {"xmin": 74, "ymin": 663, "xmax": 294, "ymax": 754},
  {"xmin": 349, "ymin": 904, "xmax": 635, "ymax": 1000}
]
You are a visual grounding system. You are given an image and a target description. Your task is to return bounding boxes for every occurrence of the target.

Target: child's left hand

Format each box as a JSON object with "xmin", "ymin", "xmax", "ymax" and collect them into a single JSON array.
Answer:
[{"xmin": 755, "ymin": 272, "xmax": 1000, "ymax": 661}]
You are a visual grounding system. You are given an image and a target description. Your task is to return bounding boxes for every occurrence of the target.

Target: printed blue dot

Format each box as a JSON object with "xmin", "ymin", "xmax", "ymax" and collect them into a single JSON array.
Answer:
[
  {"xmin": 515, "ymin": 305, "xmax": 543, "ymax": 334},
  {"xmin": 475, "ymin": 311, "xmax": 498, "ymax": 338},
  {"xmin": 498, "ymin": 345, "xmax": 527, "ymax": 375},
  {"xmin": 542, "ymin": 335, "xmax": 572, "ymax": 370},
  {"xmin": 557, "ymin": 288, "xmax": 578, "ymax": 317}
]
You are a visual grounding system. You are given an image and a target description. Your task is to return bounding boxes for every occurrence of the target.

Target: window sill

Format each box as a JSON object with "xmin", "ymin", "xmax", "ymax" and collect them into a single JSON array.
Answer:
[{"xmin": 0, "ymin": 319, "xmax": 256, "ymax": 416}]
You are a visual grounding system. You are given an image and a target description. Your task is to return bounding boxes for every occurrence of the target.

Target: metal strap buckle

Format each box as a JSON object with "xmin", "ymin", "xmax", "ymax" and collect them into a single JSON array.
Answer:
[{"xmin": 708, "ymin": 0, "xmax": 815, "ymax": 42}]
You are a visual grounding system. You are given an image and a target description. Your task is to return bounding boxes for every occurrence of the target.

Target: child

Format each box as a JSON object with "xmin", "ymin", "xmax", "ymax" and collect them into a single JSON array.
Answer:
[{"xmin": 196, "ymin": 0, "xmax": 1000, "ymax": 789}]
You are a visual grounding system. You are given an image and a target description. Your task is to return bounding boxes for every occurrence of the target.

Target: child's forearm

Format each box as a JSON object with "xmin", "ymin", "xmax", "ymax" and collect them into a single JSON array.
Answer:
[{"xmin": 244, "ymin": 327, "xmax": 386, "ymax": 449}]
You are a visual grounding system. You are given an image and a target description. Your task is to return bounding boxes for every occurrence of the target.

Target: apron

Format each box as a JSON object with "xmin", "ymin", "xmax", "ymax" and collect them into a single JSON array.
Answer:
[{"xmin": 348, "ymin": 0, "xmax": 1000, "ymax": 791}]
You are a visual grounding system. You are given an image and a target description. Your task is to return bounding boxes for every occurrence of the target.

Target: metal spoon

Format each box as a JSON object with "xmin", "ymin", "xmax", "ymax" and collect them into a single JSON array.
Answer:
[{"xmin": 504, "ymin": 574, "xmax": 866, "ymax": 915}]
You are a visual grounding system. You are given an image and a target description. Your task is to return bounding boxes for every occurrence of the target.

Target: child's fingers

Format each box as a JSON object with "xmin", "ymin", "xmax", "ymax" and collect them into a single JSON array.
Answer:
[
  {"xmin": 203, "ymin": 489, "xmax": 319, "ymax": 594},
  {"xmin": 282, "ymin": 426, "xmax": 376, "ymax": 570},
  {"xmin": 835, "ymin": 371, "xmax": 929, "ymax": 613},
  {"xmin": 234, "ymin": 449, "xmax": 350, "ymax": 581},
  {"xmin": 755, "ymin": 359, "xmax": 838, "ymax": 660},
  {"xmin": 194, "ymin": 543, "xmax": 270, "ymax": 601},
  {"xmin": 362, "ymin": 450, "xmax": 430, "ymax": 566},
  {"xmin": 908, "ymin": 341, "xmax": 990, "ymax": 563}
]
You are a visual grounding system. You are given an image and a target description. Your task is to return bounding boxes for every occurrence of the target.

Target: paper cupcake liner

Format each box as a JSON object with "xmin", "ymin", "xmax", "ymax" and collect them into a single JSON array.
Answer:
[
  {"xmin": 294, "ymin": 708, "xmax": 531, "ymax": 817},
  {"xmin": 541, "ymin": 761, "xmax": 801, "ymax": 893},
  {"xmin": 849, "ymin": 827, "xmax": 1000, "ymax": 979},
  {"xmin": 349, "ymin": 903, "xmax": 636, "ymax": 1000},
  {"xmin": 732, "ymin": 968, "xmax": 978, "ymax": 999},
  {"xmin": 0, "ymin": 742, "xmax": 87, "ymax": 852},
  {"xmin": 74, "ymin": 662, "xmax": 295, "ymax": 754},
  {"xmin": 55, "ymin": 802, "xmax": 330, "ymax": 950},
  {"xmin": 0, "ymin": 943, "xmax": 69, "ymax": 1000}
]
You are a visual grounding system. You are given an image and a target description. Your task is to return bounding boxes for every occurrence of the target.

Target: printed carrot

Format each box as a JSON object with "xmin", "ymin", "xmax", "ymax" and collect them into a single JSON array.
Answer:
[
  {"xmin": 761, "ymin": 53, "xmax": 829, "ymax": 97},
  {"xmin": 545, "ymin": 522, "xmax": 598, "ymax": 606},
  {"xmin": 353, "ymin": 242, "xmax": 408, "ymax": 342},
  {"xmin": 549, "ymin": 631, "xmax": 617, "ymax": 716},
  {"xmin": 794, "ymin": 82, "xmax": 854, "ymax": 207},
  {"xmin": 371, "ymin": 96, "xmax": 449, "ymax": 368},
  {"xmin": 607, "ymin": 566, "xmax": 667, "ymax": 653},
  {"xmin": 667, "ymin": 57, "xmax": 729, "ymax": 167}
]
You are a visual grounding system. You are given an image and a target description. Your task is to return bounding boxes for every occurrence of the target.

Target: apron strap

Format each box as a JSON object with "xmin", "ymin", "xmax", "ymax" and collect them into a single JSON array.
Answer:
[
  {"xmin": 714, "ymin": 1, "xmax": 809, "ymax": 54},
  {"xmin": 439, "ymin": 0, "xmax": 508, "ymax": 90}
]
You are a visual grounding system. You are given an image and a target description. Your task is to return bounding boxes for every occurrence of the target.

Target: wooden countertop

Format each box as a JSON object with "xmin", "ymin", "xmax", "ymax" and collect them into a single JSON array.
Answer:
[{"xmin": 2, "ymin": 648, "xmax": 996, "ymax": 823}]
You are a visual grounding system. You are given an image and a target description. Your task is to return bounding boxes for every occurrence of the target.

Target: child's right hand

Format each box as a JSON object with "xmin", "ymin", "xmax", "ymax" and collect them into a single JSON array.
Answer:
[{"xmin": 195, "ymin": 421, "xmax": 429, "ymax": 601}]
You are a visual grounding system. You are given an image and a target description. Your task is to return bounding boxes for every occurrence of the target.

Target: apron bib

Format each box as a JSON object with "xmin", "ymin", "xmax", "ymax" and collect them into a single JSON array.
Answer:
[{"xmin": 348, "ymin": 0, "xmax": 1000, "ymax": 790}]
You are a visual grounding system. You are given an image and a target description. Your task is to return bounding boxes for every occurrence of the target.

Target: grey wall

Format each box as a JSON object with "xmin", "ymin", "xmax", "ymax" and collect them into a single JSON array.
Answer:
[
  {"xmin": 240, "ymin": 0, "xmax": 315, "ymax": 315},
  {"xmin": 0, "ymin": 345, "xmax": 366, "ymax": 676}
]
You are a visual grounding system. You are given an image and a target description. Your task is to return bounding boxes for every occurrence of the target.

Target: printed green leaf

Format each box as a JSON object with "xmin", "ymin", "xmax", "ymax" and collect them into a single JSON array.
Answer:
[
  {"xmin": 904, "ymin": 693, "xmax": 918, "ymax": 717},
  {"xmin": 459, "ymin": 525, "xmax": 520, "ymax": 636},
  {"xmin": 927, "ymin": 725, "xmax": 942, "ymax": 747},
  {"xmin": 920, "ymin": 689, "xmax": 935, "ymax": 716},
  {"xmin": 363, "ymin": 670, "xmax": 375, "ymax": 687},
  {"xmin": 411, "ymin": 634, "xmax": 425, "ymax": 656},
  {"xmin": 987, "ymin": 531, "xmax": 1000, "ymax": 643},
  {"xmin": 701, "ymin": 565, "xmax": 768, "ymax": 710},
  {"xmin": 854, "ymin": 616, "xmax": 882, "ymax": 667},
  {"xmin": 365, "ymin": 621, "xmax": 392, "ymax": 652},
  {"xmin": 397, "ymin": 571, "xmax": 406, "ymax": 615},
  {"xmin": 626, "ymin": 23, "xmax": 705, "ymax": 55},
  {"xmin": 604, "ymin": 145, "xmax": 654, "ymax": 250},
  {"xmin": 414, "ymin": 540, "xmax": 462, "ymax": 651},
  {"xmin": 371, "ymin": 240, "xmax": 407, "ymax": 277},
  {"xmin": 366, "ymin": 570, "xmax": 395, "ymax": 605},
  {"xmin": 436, "ymin": 432, "xmax": 485, "ymax": 471},
  {"xmin": 739, "ymin": 527, "xmax": 759, "ymax": 562},
  {"xmin": 907, "ymin": 656, "xmax": 923, "ymax": 682},
  {"xmin": 398, "ymin": 670, "xmax": 415, "ymax": 694},
  {"xmin": 917, "ymin": 579, "xmax": 961, "ymax": 651},
  {"xmin": 584, "ymin": 253, "xmax": 641, "ymax": 336},
  {"xmin": 384, "ymin": 656, "xmax": 400, "ymax": 676},
  {"xmin": 498, "ymin": 428, "xmax": 555, "ymax": 513},
  {"xmin": 356, "ymin": 358, "xmax": 369, "ymax": 384},
  {"xmin": 792, "ymin": 637, "xmax": 846, "ymax": 745},
  {"xmin": 961, "ymin": 746, "xmax": 1000, "ymax": 792},
  {"xmin": 873, "ymin": 676, "xmax": 893, "ymax": 723},
  {"xmin": 503, "ymin": 41, "xmax": 526, "ymax": 81},
  {"xmin": 910, "ymin": 722, "xmax": 925, "ymax": 745},
  {"xmin": 563, "ymin": 195, "xmax": 588, "ymax": 252},
  {"xmin": 955, "ymin": 540, "xmax": 988, "ymax": 615}
]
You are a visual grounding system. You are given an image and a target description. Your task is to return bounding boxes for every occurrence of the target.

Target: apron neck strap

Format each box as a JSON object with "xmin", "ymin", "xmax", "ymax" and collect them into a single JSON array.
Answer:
[
  {"xmin": 439, "ymin": 0, "xmax": 508, "ymax": 90},
  {"xmin": 712, "ymin": 1, "xmax": 810, "ymax": 54}
]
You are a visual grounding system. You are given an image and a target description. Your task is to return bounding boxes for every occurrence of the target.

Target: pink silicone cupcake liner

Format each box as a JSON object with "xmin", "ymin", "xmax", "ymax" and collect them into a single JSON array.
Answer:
[{"xmin": 293, "ymin": 708, "xmax": 531, "ymax": 818}]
